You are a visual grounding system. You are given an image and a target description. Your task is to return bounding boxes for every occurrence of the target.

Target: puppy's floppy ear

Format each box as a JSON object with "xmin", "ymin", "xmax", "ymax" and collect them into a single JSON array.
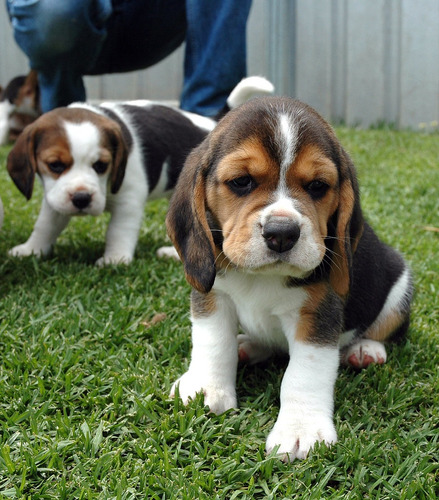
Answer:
[
  {"xmin": 105, "ymin": 121, "xmax": 128, "ymax": 194},
  {"xmin": 329, "ymin": 149, "xmax": 364, "ymax": 297},
  {"xmin": 7, "ymin": 121, "xmax": 38, "ymax": 199},
  {"xmin": 166, "ymin": 139, "xmax": 217, "ymax": 293}
]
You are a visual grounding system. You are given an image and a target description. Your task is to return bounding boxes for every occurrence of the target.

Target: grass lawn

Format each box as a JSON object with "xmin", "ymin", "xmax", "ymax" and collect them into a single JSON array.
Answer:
[{"xmin": 0, "ymin": 126, "xmax": 438, "ymax": 499}]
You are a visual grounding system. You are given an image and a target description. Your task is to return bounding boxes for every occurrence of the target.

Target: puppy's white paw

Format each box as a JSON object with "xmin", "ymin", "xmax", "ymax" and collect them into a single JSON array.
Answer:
[
  {"xmin": 341, "ymin": 339, "xmax": 387, "ymax": 369},
  {"xmin": 237, "ymin": 334, "xmax": 273, "ymax": 364},
  {"xmin": 9, "ymin": 243, "xmax": 48, "ymax": 258},
  {"xmin": 266, "ymin": 415, "xmax": 337, "ymax": 462},
  {"xmin": 95, "ymin": 254, "xmax": 132, "ymax": 266},
  {"xmin": 156, "ymin": 246, "xmax": 180, "ymax": 261},
  {"xmin": 170, "ymin": 371, "xmax": 237, "ymax": 415}
]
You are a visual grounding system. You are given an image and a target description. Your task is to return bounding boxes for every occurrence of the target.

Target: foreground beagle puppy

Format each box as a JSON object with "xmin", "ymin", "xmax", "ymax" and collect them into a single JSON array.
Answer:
[
  {"xmin": 7, "ymin": 77, "xmax": 273, "ymax": 265},
  {"xmin": 166, "ymin": 96, "xmax": 413, "ymax": 461}
]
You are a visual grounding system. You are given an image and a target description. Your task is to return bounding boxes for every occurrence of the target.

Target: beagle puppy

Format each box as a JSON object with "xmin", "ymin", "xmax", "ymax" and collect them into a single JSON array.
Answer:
[
  {"xmin": 0, "ymin": 70, "xmax": 40, "ymax": 146},
  {"xmin": 166, "ymin": 96, "xmax": 413, "ymax": 461},
  {"xmin": 6, "ymin": 77, "xmax": 274, "ymax": 265}
]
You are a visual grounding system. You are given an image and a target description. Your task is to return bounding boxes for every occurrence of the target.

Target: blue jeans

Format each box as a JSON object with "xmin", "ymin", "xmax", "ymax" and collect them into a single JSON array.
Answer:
[{"xmin": 6, "ymin": 0, "xmax": 252, "ymax": 116}]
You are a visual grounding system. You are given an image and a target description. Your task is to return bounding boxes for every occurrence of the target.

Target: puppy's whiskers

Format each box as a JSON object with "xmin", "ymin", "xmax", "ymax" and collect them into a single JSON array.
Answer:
[
  {"xmin": 318, "ymin": 243, "xmax": 342, "ymax": 272},
  {"xmin": 214, "ymin": 249, "xmax": 227, "ymax": 266}
]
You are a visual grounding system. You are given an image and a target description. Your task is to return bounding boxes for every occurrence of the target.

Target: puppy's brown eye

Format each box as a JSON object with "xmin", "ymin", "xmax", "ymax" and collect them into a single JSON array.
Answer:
[
  {"xmin": 92, "ymin": 161, "xmax": 108, "ymax": 174},
  {"xmin": 227, "ymin": 175, "xmax": 257, "ymax": 196},
  {"xmin": 305, "ymin": 180, "xmax": 329, "ymax": 199},
  {"xmin": 48, "ymin": 161, "xmax": 67, "ymax": 174}
]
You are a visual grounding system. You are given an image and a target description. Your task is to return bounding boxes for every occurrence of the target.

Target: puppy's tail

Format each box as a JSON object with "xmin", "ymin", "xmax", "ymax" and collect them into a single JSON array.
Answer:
[{"xmin": 215, "ymin": 76, "xmax": 275, "ymax": 120}]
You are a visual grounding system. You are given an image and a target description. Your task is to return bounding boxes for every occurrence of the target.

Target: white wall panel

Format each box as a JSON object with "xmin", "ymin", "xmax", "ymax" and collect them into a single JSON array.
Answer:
[
  {"xmin": 399, "ymin": 0, "xmax": 439, "ymax": 128},
  {"xmin": 1, "ymin": 0, "xmax": 439, "ymax": 129}
]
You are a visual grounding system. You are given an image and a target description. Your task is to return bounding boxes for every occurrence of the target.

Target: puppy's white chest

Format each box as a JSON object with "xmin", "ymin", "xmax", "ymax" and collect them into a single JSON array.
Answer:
[{"xmin": 215, "ymin": 272, "xmax": 307, "ymax": 349}]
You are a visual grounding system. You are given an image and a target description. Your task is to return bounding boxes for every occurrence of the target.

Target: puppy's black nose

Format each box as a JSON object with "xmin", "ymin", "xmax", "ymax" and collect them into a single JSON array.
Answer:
[
  {"xmin": 72, "ymin": 191, "xmax": 92, "ymax": 209},
  {"xmin": 263, "ymin": 218, "xmax": 300, "ymax": 253}
]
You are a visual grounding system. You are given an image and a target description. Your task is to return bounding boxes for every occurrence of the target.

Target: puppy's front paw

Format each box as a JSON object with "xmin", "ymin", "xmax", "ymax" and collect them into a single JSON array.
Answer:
[
  {"xmin": 95, "ymin": 254, "xmax": 133, "ymax": 266},
  {"xmin": 170, "ymin": 371, "xmax": 237, "ymax": 415},
  {"xmin": 266, "ymin": 415, "xmax": 337, "ymax": 462},
  {"xmin": 9, "ymin": 243, "xmax": 48, "ymax": 258}
]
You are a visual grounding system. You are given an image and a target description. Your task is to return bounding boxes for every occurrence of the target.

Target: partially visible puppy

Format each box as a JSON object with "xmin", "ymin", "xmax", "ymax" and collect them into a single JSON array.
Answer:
[
  {"xmin": 166, "ymin": 96, "xmax": 413, "ymax": 461},
  {"xmin": 0, "ymin": 71, "xmax": 40, "ymax": 145},
  {"xmin": 7, "ymin": 77, "xmax": 274, "ymax": 265}
]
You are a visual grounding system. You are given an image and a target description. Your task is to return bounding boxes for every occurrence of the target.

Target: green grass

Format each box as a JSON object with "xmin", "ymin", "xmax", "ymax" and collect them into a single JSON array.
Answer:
[{"xmin": 0, "ymin": 127, "xmax": 438, "ymax": 499}]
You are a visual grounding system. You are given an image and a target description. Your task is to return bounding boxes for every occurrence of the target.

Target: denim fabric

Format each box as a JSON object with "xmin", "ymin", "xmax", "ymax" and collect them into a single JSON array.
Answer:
[
  {"xmin": 6, "ymin": 0, "xmax": 252, "ymax": 115},
  {"xmin": 181, "ymin": 0, "xmax": 252, "ymax": 116},
  {"xmin": 6, "ymin": 0, "xmax": 113, "ymax": 110}
]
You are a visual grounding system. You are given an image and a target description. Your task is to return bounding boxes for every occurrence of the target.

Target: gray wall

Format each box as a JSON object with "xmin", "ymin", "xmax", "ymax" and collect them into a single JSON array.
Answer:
[
  {"xmin": 1, "ymin": 0, "xmax": 438, "ymax": 129},
  {"xmin": 293, "ymin": 0, "xmax": 439, "ymax": 130}
]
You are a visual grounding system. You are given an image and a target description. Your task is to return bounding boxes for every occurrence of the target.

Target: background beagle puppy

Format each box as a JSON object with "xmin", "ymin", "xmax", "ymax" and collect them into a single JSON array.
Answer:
[
  {"xmin": 166, "ymin": 96, "xmax": 413, "ymax": 461},
  {"xmin": 6, "ymin": 77, "xmax": 273, "ymax": 265},
  {"xmin": 0, "ymin": 71, "xmax": 40, "ymax": 146}
]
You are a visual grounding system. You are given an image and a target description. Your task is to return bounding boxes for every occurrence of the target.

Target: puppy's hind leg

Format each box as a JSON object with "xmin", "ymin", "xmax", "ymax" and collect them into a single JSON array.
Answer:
[
  {"xmin": 341, "ymin": 267, "xmax": 413, "ymax": 369},
  {"xmin": 340, "ymin": 339, "xmax": 387, "ymax": 369},
  {"xmin": 237, "ymin": 334, "xmax": 274, "ymax": 364}
]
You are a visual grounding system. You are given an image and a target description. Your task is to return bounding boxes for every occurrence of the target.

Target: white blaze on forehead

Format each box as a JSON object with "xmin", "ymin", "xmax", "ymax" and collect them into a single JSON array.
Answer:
[
  {"xmin": 64, "ymin": 121, "xmax": 102, "ymax": 163},
  {"xmin": 276, "ymin": 113, "xmax": 298, "ymax": 193}
]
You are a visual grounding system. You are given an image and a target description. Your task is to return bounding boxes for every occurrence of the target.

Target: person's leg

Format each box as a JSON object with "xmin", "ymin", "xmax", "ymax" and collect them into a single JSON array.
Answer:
[
  {"xmin": 6, "ymin": 0, "xmax": 112, "ymax": 111},
  {"xmin": 6, "ymin": 0, "xmax": 187, "ymax": 111},
  {"xmin": 181, "ymin": 0, "xmax": 253, "ymax": 117}
]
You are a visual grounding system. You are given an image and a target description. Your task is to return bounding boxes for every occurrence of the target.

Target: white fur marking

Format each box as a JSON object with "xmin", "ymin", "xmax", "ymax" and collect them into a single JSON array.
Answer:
[
  {"xmin": 339, "ymin": 329, "xmax": 357, "ymax": 348},
  {"xmin": 0, "ymin": 100, "xmax": 15, "ymax": 145},
  {"xmin": 180, "ymin": 110, "xmax": 216, "ymax": 132},
  {"xmin": 375, "ymin": 267, "xmax": 411, "ymax": 326},
  {"xmin": 277, "ymin": 113, "xmax": 297, "ymax": 193},
  {"xmin": 149, "ymin": 158, "xmax": 171, "ymax": 199},
  {"xmin": 156, "ymin": 246, "xmax": 180, "ymax": 260},
  {"xmin": 65, "ymin": 121, "xmax": 101, "ymax": 163},
  {"xmin": 260, "ymin": 196, "xmax": 302, "ymax": 225}
]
